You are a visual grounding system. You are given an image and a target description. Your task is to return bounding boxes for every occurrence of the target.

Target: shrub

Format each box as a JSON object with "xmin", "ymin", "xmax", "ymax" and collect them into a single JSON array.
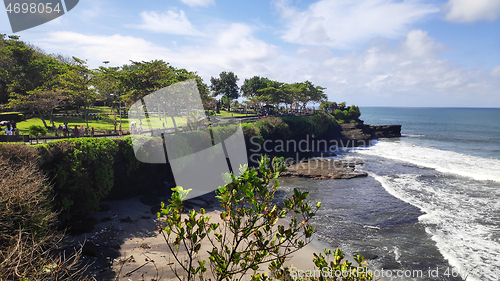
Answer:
[
  {"xmin": 113, "ymin": 136, "xmax": 141, "ymax": 175},
  {"xmin": 158, "ymin": 155, "xmax": 372, "ymax": 281},
  {"xmin": 251, "ymin": 117, "xmax": 292, "ymax": 140},
  {"xmin": 158, "ymin": 156, "xmax": 320, "ymax": 280},
  {"xmin": 28, "ymin": 125, "xmax": 47, "ymax": 142},
  {"xmin": 48, "ymin": 138, "xmax": 118, "ymax": 212},
  {"xmin": 242, "ymin": 122, "xmax": 261, "ymax": 142},
  {"xmin": 0, "ymin": 144, "xmax": 85, "ymax": 279},
  {"xmin": 281, "ymin": 112, "xmax": 335, "ymax": 137},
  {"xmin": 348, "ymin": 105, "xmax": 361, "ymax": 120},
  {"xmin": 333, "ymin": 109, "xmax": 345, "ymax": 122},
  {"xmin": 211, "ymin": 123, "xmax": 240, "ymax": 143}
]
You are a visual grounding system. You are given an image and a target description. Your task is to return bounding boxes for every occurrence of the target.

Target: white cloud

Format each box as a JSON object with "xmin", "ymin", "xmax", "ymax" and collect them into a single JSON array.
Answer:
[
  {"xmin": 132, "ymin": 10, "xmax": 204, "ymax": 36},
  {"xmin": 283, "ymin": 29, "xmax": 500, "ymax": 106},
  {"xmin": 34, "ymin": 28, "xmax": 500, "ymax": 107},
  {"xmin": 36, "ymin": 32, "xmax": 172, "ymax": 65},
  {"xmin": 274, "ymin": 0, "xmax": 439, "ymax": 49},
  {"xmin": 492, "ymin": 66, "xmax": 500, "ymax": 77},
  {"xmin": 442, "ymin": 0, "xmax": 500, "ymax": 23},
  {"xmin": 402, "ymin": 30, "xmax": 446, "ymax": 58},
  {"xmin": 180, "ymin": 0, "xmax": 215, "ymax": 8},
  {"xmin": 79, "ymin": 0, "xmax": 102, "ymax": 19},
  {"xmin": 35, "ymin": 24, "xmax": 278, "ymax": 80}
]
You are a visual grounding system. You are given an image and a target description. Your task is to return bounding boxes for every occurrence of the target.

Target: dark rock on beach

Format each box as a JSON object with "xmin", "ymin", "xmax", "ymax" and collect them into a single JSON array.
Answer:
[
  {"xmin": 139, "ymin": 194, "xmax": 161, "ymax": 206},
  {"xmin": 60, "ymin": 216, "xmax": 98, "ymax": 235},
  {"xmin": 82, "ymin": 240, "xmax": 99, "ymax": 257},
  {"xmin": 151, "ymin": 204, "xmax": 162, "ymax": 215},
  {"xmin": 282, "ymin": 158, "xmax": 367, "ymax": 179}
]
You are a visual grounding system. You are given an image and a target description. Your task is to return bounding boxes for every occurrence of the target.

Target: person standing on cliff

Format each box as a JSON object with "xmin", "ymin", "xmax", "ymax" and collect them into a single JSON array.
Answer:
[
  {"xmin": 5, "ymin": 124, "xmax": 12, "ymax": 135},
  {"xmin": 62, "ymin": 123, "xmax": 67, "ymax": 137}
]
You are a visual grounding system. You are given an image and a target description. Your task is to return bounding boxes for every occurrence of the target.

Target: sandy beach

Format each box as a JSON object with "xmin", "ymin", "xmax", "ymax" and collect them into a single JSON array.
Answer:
[{"xmin": 66, "ymin": 189, "xmax": 330, "ymax": 281}]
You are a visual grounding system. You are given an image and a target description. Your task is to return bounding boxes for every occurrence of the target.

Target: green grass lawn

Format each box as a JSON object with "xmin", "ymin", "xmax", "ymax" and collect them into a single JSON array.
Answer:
[
  {"xmin": 3, "ymin": 108, "xmax": 255, "ymax": 137},
  {"xmin": 53, "ymin": 106, "xmax": 115, "ymax": 114},
  {"xmin": 13, "ymin": 117, "xmax": 129, "ymax": 136},
  {"xmin": 12, "ymin": 115, "xmax": 189, "ymax": 136},
  {"xmin": 215, "ymin": 110, "xmax": 253, "ymax": 117}
]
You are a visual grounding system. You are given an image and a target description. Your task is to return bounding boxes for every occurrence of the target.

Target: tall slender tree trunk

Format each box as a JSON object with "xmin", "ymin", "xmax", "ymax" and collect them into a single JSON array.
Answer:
[
  {"xmin": 49, "ymin": 109, "xmax": 55, "ymax": 127},
  {"xmin": 186, "ymin": 109, "xmax": 193, "ymax": 131},
  {"xmin": 37, "ymin": 109, "xmax": 48, "ymax": 128},
  {"xmin": 84, "ymin": 104, "xmax": 89, "ymax": 129},
  {"xmin": 171, "ymin": 116, "xmax": 178, "ymax": 132}
]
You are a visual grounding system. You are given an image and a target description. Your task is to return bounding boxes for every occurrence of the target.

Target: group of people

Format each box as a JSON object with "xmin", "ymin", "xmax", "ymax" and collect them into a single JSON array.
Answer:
[
  {"xmin": 2, "ymin": 121, "xmax": 18, "ymax": 136},
  {"xmin": 2, "ymin": 120, "xmax": 126, "ymax": 139},
  {"xmin": 130, "ymin": 122, "xmax": 142, "ymax": 135},
  {"xmin": 57, "ymin": 123, "xmax": 95, "ymax": 138}
]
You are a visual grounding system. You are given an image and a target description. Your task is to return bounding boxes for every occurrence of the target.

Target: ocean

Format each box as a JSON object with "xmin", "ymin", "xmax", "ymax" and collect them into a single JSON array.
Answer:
[{"xmin": 279, "ymin": 107, "xmax": 500, "ymax": 281}]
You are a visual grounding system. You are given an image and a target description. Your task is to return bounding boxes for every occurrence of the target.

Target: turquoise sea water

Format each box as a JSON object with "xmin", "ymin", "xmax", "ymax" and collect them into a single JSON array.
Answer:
[
  {"xmin": 280, "ymin": 107, "xmax": 500, "ymax": 281},
  {"xmin": 360, "ymin": 107, "xmax": 500, "ymax": 160}
]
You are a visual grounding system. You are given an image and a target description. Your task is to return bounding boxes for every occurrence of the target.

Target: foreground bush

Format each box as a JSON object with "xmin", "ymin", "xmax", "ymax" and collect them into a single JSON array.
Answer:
[
  {"xmin": 0, "ymin": 144, "xmax": 85, "ymax": 280},
  {"xmin": 158, "ymin": 155, "xmax": 372, "ymax": 281}
]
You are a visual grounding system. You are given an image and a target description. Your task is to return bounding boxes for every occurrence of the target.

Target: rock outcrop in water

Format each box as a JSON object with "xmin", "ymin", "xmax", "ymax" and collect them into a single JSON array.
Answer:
[
  {"xmin": 339, "ymin": 121, "xmax": 402, "ymax": 141},
  {"xmin": 282, "ymin": 158, "xmax": 367, "ymax": 179}
]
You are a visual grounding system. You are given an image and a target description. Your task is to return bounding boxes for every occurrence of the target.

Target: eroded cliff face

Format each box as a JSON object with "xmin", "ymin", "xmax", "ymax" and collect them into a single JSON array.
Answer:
[{"xmin": 339, "ymin": 121, "xmax": 401, "ymax": 141}]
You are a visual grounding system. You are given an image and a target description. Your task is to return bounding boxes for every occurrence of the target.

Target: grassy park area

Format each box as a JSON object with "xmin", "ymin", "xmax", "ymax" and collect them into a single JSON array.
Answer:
[
  {"xmin": 1, "ymin": 108, "xmax": 254, "ymax": 137},
  {"xmin": 215, "ymin": 110, "xmax": 250, "ymax": 117}
]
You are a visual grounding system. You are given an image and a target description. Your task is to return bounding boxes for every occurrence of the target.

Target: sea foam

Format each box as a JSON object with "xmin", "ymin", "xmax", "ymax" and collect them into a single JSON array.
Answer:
[
  {"xmin": 371, "ymin": 173, "xmax": 500, "ymax": 281},
  {"xmin": 358, "ymin": 141, "xmax": 500, "ymax": 182}
]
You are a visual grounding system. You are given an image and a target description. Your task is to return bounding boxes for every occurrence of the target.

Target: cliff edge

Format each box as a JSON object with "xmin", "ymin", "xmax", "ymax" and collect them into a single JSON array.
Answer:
[{"xmin": 339, "ymin": 120, "xmax": 401, "ymax": 141}]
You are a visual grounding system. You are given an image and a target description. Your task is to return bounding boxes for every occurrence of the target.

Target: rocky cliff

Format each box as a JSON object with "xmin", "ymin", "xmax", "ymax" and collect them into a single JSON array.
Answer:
[{"xmin": 339, "ymin": 121, "xmax": 401, "ymax": 141}]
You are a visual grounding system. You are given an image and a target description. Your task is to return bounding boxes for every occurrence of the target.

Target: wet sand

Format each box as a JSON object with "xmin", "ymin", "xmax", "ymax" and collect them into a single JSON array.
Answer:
[{"xmin": 67, "ymin": 193, "xmax": 330, "ymax": 280}]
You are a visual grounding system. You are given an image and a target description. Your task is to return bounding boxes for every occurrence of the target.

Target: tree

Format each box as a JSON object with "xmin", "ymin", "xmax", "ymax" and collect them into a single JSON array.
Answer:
[
  {"xmin": 158, "ymin": 156, "xmax": 319, "ymax": 281},
  {"xmin": 210, "ymin": 71, "xmax": 240, "ymax": 110},
  {"xmin": 119, "ymin": 60, "xmax": 212, "ymax": 132},
  {"xmin": 297, "ymin": 81, "xmax": 326, "ymax": 113},
  {"xmin": 158, "ymin": 156, "xmax": 374, "ymax": 281},
  {"xmin": 256, "ymin": 79, "xmax": 284, "ymax": 109},
  {"xmin": 95, "ymin": 66, "xmax": 122, "ymax": 124},
  {"xmin": 282, "ymin": 83, "xmax": 301, "ymax": 114},
  {"xmin": 119, "ymin": 60, "xmax": 210, "ymax": 107},
  {"xmin": 241, "ymin": 76, "xmax": 268, "ymax": 99},
  {"xmin": 220, "ymin": 95, "xmax": 231, "ymax": 111},
  {"xmin": 2, "ymin": 35, "xmax": 67, "ymax": 118},
  {"xmin": 59, "ymin": 57, "xmax": 97, "ymax": 129},
  {"xmin": 95, "ymin": 66, "xmax": 120, "ymax": 107},
  {"xmin": 11, "ymin": 87, "xmax": 66, "ymax": 128}
]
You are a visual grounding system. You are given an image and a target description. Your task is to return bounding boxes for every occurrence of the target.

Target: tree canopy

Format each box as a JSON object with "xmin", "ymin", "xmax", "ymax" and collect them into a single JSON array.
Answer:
[
  {"xmin": 210, "ymin": 71, "xmax": 240, "ymax": 100},
  {"xmin": 1, "ymin": 35, "xmax": 336, "ymax": 120},
  {"xmin": 240, "ymin": 77, "xmax": 327, "ymax": 113}
]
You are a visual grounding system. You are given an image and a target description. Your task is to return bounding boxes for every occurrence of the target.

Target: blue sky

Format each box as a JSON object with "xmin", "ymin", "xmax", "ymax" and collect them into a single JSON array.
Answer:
[{"xmin": 1, "ymin": 0, "xmax": 500, "ymax": 107}]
